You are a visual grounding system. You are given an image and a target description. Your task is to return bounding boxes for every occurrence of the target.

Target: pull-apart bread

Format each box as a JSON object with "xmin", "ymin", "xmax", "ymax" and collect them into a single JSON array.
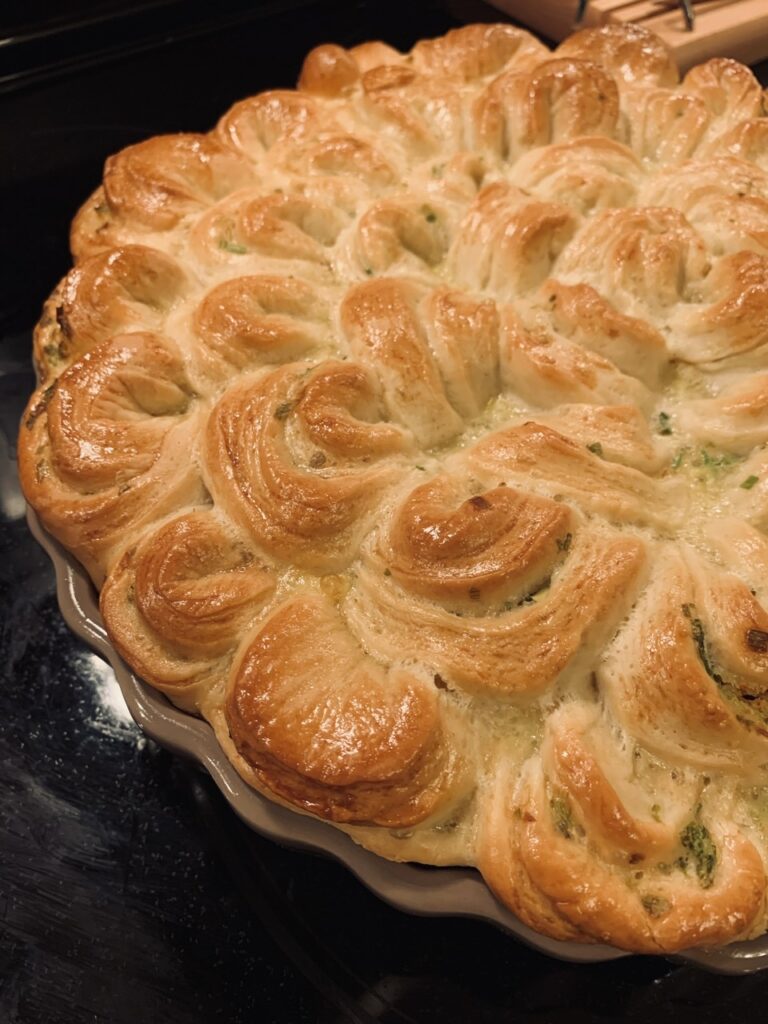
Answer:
[{"xmin": 19, "ymin": 21, "xmax": 768, "ymax": 953}]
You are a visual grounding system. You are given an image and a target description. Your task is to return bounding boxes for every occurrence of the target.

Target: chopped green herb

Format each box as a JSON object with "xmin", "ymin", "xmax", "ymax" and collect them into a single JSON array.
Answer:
[
  {"xmin": 681, "ymin": 603, "xmax": 724, "ymax": 684},
  {"xmin": 556, "ymin": 533, "xmax": 572, "ymax": 552},
  {"xmin": 699, "ymin": 449, "xmax": 716, "ymax": 467},
  {"xmin": 42, "ymin": 343, "xmax": 62, "ymax": 365},
  {"xmin": 680, "ymin": 820, "xmax": 717, "ymax": 888},
  {"xmin": 657, "ymin": 411, "xmax": 672, "ymax": 436},
  {"xmin": 383, "ymin": 568, "xmax": 391, "ymax": 577},
  {"xmin": 364, "ymin": 267, "xmax": 374, "ymax": 276},
  {"xmin": 651, "ymin": 803, "xmax": 662, "ymax": 823},
  {"xmin": 641, "ymin": 894, "xmax": 671, "ymax": 918},
  {"xmin": 695, "ymin": 447, "xmax": 744, "ymax": 474},
  {"xmin": 415, "ymin": 465, "xmax": 427, "ymax": 471},
  {"xmin": 671, "ymin": 448, "xmax": 687, "ymax": 471},
  {"xmin": 274, "ymin": 401, "xmax": 293, "ymax": 420},
  {"xmin": 550, "ymin": 796, "xmax": 575, "ymax": 839},
  {"xmin": 586, "ymin": 442, "xmax": 604, "ymax": 457},
  {"xmin": 218, "ymin": 239, "xmax": 248, "ymax": 254},
  {"xmin": 424, "ymin": 211, "xmax": 437, "ymax": 223},
  {"xmin": 741, "ymin": 475, "xmax": 759, "ymax": 490}
]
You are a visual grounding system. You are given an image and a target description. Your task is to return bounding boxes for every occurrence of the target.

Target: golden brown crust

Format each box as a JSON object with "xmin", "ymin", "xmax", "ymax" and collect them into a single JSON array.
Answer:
[
  {"xmin": 471, "ymin": 421, "xmax": 679, "ymax": 528},
  {"xmin": 555, "ymin": 23, "xmax": 678, "ymax": 86},
  {"xmin": 19, "ymin": 20, "xmax": 768, "ymax": 954},
  {"xmin": 381, "ymin": 477, "xmax": 570, "ymax": 606},
  {"xmin": 449, "ymin": 182, "xmax": 576, "ymax": 298},
  {"xmin": 33, "ymin": 245, "xmax": 188, "ymax": 380},
  {"xmin": 192, "ymin": 274, "xmax": 328, "ymax": 373},
  {"xmin": 513, "ymin": 136, "xmax": 643, "ymax": 215},
  {"xmin": 103, "ymin": 133, "xmax": 252, "ymax": 230},
  {"xmin": 19, "ymin": 332, "xmax": 205, "ymax": 582},
  {"xmin": 479, "ymin": 752, "xmax": 765, "ymax": 953},
  {"xmin": 340, "ymin": 277, "xmax": 498, "ymax": 444},
  {"xmin": 203, "ymin": 360, "xmax": 410, "ymax": 572},
  {"xmin": 682, "ymin": 59, "xmax": 766, "ymax": 124},
  {"xmin": 217, "ymin": 91, "xmax": 326, "ymax": 156},
  {"xmin": 350, "ymin": 509, "xmax": 646, "ymax": 697},
  {"xmin": 411, "ymin": 23, "xmax": 547, "ymax": 81},
  {"xmin": 225, "ymin": 594, "xmax": 468, "ymax": 826},
  {"xmin": 473, "ymin": 58, "xmax": 620, "ymax": 159},
  {"xmin": 100, "ymin": 510, "xmax": 275, "ymax": 707},
  {"xmin": 298, "ymin": 44, "xmax": 360, "ymax": 97}
]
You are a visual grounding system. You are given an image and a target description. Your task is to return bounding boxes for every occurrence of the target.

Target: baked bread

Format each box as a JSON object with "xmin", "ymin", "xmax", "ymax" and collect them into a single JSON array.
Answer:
[{"xmin": 18, "ymin": 21, "xmax": 768, "ymax": 953}]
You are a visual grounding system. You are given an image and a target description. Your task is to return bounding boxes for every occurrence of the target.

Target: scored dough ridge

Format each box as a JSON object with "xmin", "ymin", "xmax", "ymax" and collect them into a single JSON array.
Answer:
[{"xmin": 17, "ymin": 20, "xmax": 768, "ymax": 953}]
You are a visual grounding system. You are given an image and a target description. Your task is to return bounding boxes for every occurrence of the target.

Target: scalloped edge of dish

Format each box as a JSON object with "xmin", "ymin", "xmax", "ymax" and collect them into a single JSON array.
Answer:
[{"xmin": 26, "ymin": 505, "xmax": 768, "ymax": 974}]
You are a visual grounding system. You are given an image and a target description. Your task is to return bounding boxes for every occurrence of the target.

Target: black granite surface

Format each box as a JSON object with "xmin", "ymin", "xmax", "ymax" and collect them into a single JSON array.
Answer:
[{"xmin": 4, "ymin": 3, "xmax": 768, "ymax": 1022}]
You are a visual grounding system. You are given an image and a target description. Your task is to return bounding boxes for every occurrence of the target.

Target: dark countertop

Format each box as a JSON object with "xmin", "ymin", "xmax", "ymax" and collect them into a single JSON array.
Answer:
[{"xmin": 3, "ymin": 4, "xmax": 768, "ymax": 1021}]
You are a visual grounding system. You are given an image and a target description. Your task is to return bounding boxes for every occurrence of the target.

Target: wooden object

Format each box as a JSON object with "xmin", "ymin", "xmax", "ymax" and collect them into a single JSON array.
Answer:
[{"xmin": 486, "ymin": 0, "xmax": 768, "ymax": 70}]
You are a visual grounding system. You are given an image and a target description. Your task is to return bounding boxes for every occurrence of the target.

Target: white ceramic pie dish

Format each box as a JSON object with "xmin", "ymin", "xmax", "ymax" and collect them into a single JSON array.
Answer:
[{"xmin": 26, "ymin": 503, "xmax": 768, "ymax": 975}]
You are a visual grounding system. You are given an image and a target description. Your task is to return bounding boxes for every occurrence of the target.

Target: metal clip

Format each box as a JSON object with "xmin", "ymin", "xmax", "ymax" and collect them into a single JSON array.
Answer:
[{"xmin": 574, "ymin": 0, "xmax": 696, "ymax": 32}]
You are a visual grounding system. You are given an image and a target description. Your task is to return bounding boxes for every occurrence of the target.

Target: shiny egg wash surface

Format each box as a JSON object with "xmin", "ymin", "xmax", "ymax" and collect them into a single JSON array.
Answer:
[
  {"xmin": 18, "ymin": 16, "xmax": 768, "ymax": 954},
  {"xmin": 10, "ymin": 0, "xmax": 768, "ymax": 1003}
]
